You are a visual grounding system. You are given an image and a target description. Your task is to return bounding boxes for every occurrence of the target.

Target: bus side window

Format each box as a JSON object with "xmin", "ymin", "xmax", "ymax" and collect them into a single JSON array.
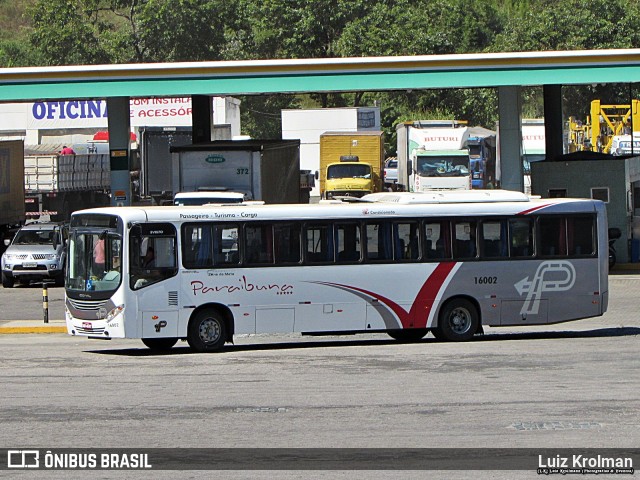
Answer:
[
  {"xmin": 394, "ymin": 222, "xmax": 419, "ymax": 261},
  {"xmin": 305, "ymin": 223, "xmax": 332, "ymax": 263},
  {"xmin": 214, "ymin": 224, "xmax": 239, "ymax": 265},
  {"xmin": 182, "ymin": 224, "xmax": 213, "ymax": 268},
  {"xmin": 509, "ymin": 218, "xmax": 534, "ymax": 257},
  {"xmin": 453, "ymin": 221, "xmax": 477, "ymax": 259},
  {"xmin": 481, "ymin": 220, "xmax": 508, "ymax": 258},
  {"xmin": 274, "ymin": 223, "xmax": 301, "ymax": 264},
  {"xmin": 425, "ymin": 221, "xmax": 451, "ymax": 259},
  {"xmin": 365, "ymin": 222, "xmax": 392, "ymax": 261},
  {"xmin": 336, "ymin": 222, "xmax": 361, "ymax": 262},
  {"xmin": 245, "ymin": 224, "xmax": 274, "ymax": 265},
  {"xmin": 567, "ymin": 216, "xmax": 595, "ymax": 256},
  {"xmin": 539, "ymin": 217, "xmax": 567, "ymax": 256}
]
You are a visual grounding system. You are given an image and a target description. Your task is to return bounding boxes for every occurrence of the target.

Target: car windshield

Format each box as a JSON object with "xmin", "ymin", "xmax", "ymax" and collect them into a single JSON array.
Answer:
[
  {"xmin": 13, "ymin": 229, "xmax": 55, "ymax": 245},
  {"xmin": 66, "ymin": 231, "xmax": 122, "ymax": 292}
]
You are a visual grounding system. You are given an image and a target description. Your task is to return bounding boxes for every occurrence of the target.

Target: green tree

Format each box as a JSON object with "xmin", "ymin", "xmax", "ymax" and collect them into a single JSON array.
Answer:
[
  {"xmin": 29, "ymin": 0, "xmax": 115, "ymax": 65},
  {"xmin": 137, "ymin": 0, "xmax": 232, "ymax": 62}
]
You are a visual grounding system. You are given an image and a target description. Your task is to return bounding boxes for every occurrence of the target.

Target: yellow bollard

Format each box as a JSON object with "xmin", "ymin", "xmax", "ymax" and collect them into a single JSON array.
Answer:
[{"xmin": 42, "ymin": 281, "xmax": 49, "ymax": 324}]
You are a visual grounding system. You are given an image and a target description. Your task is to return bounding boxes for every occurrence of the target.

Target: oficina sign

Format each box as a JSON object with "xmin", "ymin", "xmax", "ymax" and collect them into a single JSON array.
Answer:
[{"xmin": 27, "ymin": 97, "xmax": 195, "ymax": 129}]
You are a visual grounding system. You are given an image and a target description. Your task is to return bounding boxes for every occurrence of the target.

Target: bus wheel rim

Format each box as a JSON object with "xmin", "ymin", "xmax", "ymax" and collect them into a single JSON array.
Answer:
[
  {"xmin": 449, "ymin": 307, "xmax": 472, "ymax": 334},
  {"xmin": 199, "ymin": 318, "xmax": 221, "ymax": 343}
]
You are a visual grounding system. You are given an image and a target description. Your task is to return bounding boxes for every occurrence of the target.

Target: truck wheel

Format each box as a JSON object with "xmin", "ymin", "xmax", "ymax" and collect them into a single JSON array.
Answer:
[
  {"xmin": 142, "ymin": 338, "xmax": 178, "ymax": 351},
  {"xmin": 433, "ymin": 298, "xmax": 479, "ymax": 342},
  {"xmin": 2, "ymin": 273, "xmax": 14, "ymax": 288},
  {"xmin": 187, "ymin": 309, "xmax": 227, "ymax": 353}
]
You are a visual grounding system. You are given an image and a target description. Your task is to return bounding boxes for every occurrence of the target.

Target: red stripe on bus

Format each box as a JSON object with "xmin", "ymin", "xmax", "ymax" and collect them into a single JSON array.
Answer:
[
  {"xmin": 407, "ymin": 262, "xmax": 457, "ymax": 328},
  {"xmin": 517, "ymin": 204, "xmax": 550, "ymax": 215},
  {"xmin": 313, "ymin": 261, "xmax": 458, "ymax": 329}
]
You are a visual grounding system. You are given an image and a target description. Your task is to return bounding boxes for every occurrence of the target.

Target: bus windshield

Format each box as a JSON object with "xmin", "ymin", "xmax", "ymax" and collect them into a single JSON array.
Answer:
[{"xmin": 66, "ymin": 231, "xmax": 122, "ymax": 293}]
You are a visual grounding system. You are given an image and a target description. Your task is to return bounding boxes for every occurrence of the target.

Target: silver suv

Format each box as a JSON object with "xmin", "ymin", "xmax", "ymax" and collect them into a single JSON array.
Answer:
[
  {"xmin": 1, "ymin": 222, "xmax": 68, "ymax": 288},
  {"xmin": 384, "ymin": 157, "xmax": 398, "ymax": 187}
]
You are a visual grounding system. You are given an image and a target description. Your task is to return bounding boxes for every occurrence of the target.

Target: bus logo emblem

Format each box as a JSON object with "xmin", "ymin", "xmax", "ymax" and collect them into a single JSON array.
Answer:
[
  {"xmin": 515, "ymin": 261, "xmax": 576, "ymax": 315},
  {"xmin": 155, "ymin": 321, "xmax": 167, "ymax": 332}
]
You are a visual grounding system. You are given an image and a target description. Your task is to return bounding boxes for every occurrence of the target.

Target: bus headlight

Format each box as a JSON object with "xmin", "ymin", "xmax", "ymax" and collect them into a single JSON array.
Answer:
[{"xmin": 105, "ymin": 304, "xmax": 125, "ymax": 322}]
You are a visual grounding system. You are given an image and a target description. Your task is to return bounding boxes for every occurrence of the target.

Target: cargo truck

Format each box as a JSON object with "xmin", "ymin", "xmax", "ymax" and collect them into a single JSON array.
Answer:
[
  {"xmin": 396, "ymin": 120, "xmax": 472, "ymax": 192},
  {"xmin": 170, "ymin": 140, "xmax": 303, "ymax": 204},
  {"xmin": 24, "ymin": 149, "xmax": 111, "ymax": 222},
  {"xmin": 0, "ymin": 140, "xmax": 26, "ymax": 254},
  {"xmin": 318, "ymin": 131, "xmax": 384, "ymax": 199}
]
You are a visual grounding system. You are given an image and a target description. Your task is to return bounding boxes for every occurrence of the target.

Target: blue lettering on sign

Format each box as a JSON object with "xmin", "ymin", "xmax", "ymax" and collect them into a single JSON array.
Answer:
[
  {"xmin": 66, "ymin": 101, "xmax": 79, "ymax": 119},
  {"xmin": 31, "ymin": 100, "xmax": 108, "ymax": 120},
  {"xmin": 32, "ymin": 103, "xmax": 46, "ymax": 119},
  {"xmin": 46, "ymin": 102, "xmax": 57, "ymax": 119}
]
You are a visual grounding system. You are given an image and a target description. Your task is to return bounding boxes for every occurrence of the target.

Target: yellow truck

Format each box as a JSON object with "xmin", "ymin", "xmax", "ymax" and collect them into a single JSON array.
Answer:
[{"xmin": 318, "ymin": 131, "xmax": 384, "ymax": 199}]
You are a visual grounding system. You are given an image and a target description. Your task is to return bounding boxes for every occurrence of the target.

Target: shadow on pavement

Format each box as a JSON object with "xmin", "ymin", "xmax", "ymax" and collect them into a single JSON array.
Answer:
[{"xmin": 86, "ymin": 326, "xmax": 640, "ymax": 357}]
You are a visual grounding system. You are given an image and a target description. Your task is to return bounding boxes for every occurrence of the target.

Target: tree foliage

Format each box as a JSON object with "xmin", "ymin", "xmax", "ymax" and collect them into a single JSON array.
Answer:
[{"xmin": 3, "ymin": 0, "xmax": 640, "ymax": 141}]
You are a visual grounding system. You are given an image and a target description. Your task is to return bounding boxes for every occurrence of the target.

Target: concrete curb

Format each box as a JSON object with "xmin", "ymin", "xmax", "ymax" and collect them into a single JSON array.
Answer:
[
  {"xmin": 0, "ymin": 320, "xmax": 67, "ymax": 334},
  {"xmin": 0, "ymin": 326, "xmax": 67, "ymax": 334}
]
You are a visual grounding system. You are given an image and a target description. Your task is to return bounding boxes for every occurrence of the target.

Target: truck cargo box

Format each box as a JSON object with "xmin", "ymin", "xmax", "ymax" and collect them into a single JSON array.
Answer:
[{"xmin": 171, "ymin": 140, "xmax": 301, "ymax": 204}]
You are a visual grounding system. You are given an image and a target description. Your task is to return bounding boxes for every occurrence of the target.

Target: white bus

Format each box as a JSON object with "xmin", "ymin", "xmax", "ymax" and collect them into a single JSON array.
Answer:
[{"xmin": 64, "ymin": 190, "xmax": 609, "ymax": 352}]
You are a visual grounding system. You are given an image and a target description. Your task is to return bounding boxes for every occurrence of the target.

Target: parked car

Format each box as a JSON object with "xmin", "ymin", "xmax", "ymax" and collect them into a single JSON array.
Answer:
[
  {"xmin": 1, "ymin": 222, "xmax": 68, "ymax": 288},
  {"xmin": 383, "ymin": 157, "xmax": 398, "ymax": 189}
]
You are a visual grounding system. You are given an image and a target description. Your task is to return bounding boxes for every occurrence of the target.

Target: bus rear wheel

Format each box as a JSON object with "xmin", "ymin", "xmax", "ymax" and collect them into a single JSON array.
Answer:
[
  {"xmin": 142, "ymin": 338, "xmax": 178, "ymax": 351},
  {"xmin": 434, "ymin": 298, "xmax": 479, "ymax": 342},
  {"xmin": 187, "ymin": 309, "xmax": 226, "ymax": 353},
  {"xmin": 387, "ymin": 328, "xmax": 428, "ymax": 342}
]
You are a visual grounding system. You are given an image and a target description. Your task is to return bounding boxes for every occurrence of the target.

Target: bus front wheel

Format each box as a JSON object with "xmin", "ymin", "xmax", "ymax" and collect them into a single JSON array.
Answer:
[
  {"xmin": 434, "ymin": 298, "xmax": 479, "ymax": 342},
  {"xmin": 142, "ymin": 338, "xmax": 178, "ymax": 351},
  {"xmin": 187, "ymin": 309, "xmax": 226, "ymax": 353}
]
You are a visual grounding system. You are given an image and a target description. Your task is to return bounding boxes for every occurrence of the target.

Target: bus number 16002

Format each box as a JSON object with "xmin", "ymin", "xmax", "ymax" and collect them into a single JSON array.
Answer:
[{"xmin": 474, "ymin": 276, "xmax": 497, "ymax": 285}]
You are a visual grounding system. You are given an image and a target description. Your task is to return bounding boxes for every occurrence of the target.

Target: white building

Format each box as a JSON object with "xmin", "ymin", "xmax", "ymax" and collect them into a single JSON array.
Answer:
[{"xmin": 282, "ymin": 107, "xmax": 381, "ymax": 197}]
